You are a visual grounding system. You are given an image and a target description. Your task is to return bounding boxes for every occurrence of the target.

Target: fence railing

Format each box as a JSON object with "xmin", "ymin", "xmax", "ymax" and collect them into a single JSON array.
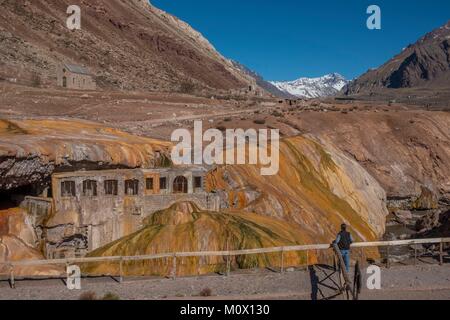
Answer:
[{"xmin": 2, "ymin": 237, "xmax": 449, "ymax": 287}]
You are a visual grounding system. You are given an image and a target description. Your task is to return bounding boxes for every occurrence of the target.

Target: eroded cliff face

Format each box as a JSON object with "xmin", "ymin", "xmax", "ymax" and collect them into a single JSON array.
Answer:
[{"xmin": 0, "ymin": 119, "xmax": 171, "ymax": 191}]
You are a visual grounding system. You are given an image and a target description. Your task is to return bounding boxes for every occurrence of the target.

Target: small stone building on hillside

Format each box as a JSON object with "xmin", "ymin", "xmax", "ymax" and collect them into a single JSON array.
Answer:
[{"xmin": 56, "ymin": 63, "xmax": 96, "ymax": 90}]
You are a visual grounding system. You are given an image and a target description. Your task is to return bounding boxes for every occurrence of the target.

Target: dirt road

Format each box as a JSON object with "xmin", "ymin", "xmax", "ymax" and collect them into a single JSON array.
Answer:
[{"xmin": 1, "ymin": 264, "xmax": 449, "ymax": 300}]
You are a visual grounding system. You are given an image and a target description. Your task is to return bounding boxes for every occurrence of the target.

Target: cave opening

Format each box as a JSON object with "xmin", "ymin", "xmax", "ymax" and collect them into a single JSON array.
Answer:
[{"xmin": 0, "ymin": 182, "xmax": 52, "ymax": 210}]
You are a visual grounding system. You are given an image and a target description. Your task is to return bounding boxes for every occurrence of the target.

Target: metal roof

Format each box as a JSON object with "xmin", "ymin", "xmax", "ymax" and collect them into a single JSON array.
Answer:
[{"xmin": 63, "ymin": 63, "xmax": 92, "ymax": 76}]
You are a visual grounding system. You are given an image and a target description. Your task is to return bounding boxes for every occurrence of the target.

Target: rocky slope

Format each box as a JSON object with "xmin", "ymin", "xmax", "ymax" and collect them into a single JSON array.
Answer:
[
  {"xmin": 0, "ymin": 119, "xmax": 171, "ymax": 192},
  {"xmin": 271, "ymin": 73, "xmax": 348, "ymax": 99},
  {"xmin": 87, "ymin": 135, "xmax": 386, "ymax": 276},
  {"xmin": 344, "ymin": 21, "xmax": 450, "ymax": 95},
  {"xmin": 0, "ymin": 0, "xmax": 256, "ymax": 92},
  {"xmin": 291, "ymin": 110, "xmax": 450, "ymax": 205}
]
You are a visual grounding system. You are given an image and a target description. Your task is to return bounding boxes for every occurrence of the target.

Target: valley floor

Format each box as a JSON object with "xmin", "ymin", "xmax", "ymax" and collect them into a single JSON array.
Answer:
[{"xmin": 1, "ymin": 264, "xmax": 449, "ymax": 300}]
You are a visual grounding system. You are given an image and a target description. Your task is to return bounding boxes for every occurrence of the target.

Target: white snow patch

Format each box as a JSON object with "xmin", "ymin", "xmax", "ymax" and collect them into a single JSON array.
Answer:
[{"xmin": 270, "ymin": 73, "xmax": 349, "ymax": 99}]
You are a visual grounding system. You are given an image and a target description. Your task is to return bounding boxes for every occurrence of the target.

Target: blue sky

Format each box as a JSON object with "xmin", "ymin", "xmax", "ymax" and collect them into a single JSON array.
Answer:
[{"xmin": 151, "ymin": 0, "xmax": 450, "ymax": 81}]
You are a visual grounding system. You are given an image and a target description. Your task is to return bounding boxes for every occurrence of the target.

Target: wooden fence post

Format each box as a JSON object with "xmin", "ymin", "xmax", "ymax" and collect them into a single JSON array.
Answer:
[
  {"xmin": 386, "ymin": 245, "xmax": 391, "ymax": 269},
  {"xmin": 280, "ymin": 249, "xmax": 284, "ymax": 273},
  {"xmin": 359, "ymin": 248, "xmax": 363, "ymax": 269},
  {"xmin": 119, "ymin": 258, "xmax": 123, "ymax": 283},
  {"xmin": 439, "ymin": 241, "xmax": 444, "ymax": 266},
  {"xmin": 226, "ymin": 254, "xmax": 231, "ymax": 276},
  {"xmin": 10, "ymin": 265, "xmax": 15, "ymax": 289},
  {"xmin": 305, "ymin": 250, "xmax": 309, "ymax": 270},
  {"xmin": 172, "ymin": 254, "xmax": 177, "ymax": 280}
]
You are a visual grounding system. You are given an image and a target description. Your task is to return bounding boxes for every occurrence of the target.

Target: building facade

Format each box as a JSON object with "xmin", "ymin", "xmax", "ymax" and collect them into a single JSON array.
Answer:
[
  {"xmin": 56, "ymin": 63, "xmax": 96, "ymax": 90},
  {"xmin": 27, "ymin": 167, "xmax": 220, "ymax": 259}
]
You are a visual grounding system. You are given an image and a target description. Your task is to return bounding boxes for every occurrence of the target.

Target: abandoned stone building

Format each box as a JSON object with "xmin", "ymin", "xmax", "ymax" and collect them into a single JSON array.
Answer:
[
  {"xmin": 25, "ymin": 167, "xmax": 220, "ymax": 259},
  {"xmin": 56, "ymin": 63, "xmax": 96, "ymax": 90}
]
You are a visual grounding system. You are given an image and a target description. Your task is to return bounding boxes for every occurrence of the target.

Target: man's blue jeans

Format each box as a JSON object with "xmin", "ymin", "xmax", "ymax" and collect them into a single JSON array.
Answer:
[{"xmin": 340, "ymin": 250, "xmax": 351, "ymax": 273}]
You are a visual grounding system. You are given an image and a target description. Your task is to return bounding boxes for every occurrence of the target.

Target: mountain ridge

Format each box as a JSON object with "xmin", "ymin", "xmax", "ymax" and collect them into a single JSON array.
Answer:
[
  {"xmin": 0, "ymin": 0, "xmax": 258, "ymax": 93},
  {"xmin": 344, "ymin": 20, "xmax": 450, "ymax": 96}
]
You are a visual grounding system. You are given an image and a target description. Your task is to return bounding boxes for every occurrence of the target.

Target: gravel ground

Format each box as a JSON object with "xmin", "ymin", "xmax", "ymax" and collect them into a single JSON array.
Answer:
[{"xmin": 0, "ymin": 264, "xmax": 449, "ymax": 300}]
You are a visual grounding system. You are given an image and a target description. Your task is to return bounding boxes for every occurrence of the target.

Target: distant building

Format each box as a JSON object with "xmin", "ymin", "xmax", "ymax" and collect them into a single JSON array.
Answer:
[{"xmin": 57, "ymin": 63, "xmax": 96, "ymax": 90}]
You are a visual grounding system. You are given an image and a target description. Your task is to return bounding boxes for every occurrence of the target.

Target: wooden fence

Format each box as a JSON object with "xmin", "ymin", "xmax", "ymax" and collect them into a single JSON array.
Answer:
[{"xmin": 2, "ymin": 237, "xmax": 449, "ymax": 287}]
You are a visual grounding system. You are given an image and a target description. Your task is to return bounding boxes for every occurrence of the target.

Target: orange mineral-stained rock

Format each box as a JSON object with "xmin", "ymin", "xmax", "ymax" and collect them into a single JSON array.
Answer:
[
  {"xmin": 208, "ymin": 135, "xmax": 388, "ymax": 243},
  {"xmin": 0, "ymin": 235, "xmax": 63, "ymax": 277},
  {"xmin": 0, "ymin": 208, "xmax": 63, "ymax": 277},
  {"xmin": 85, "ymin": 202, "xmax": 312, "ymax": 277},
  {"xmin": 0, "ymin": 119, "xmax": 171, "ymax": 165},
  {"xmin": 0, "ymin": 119, "xmax": 172, "ymax": 190}
]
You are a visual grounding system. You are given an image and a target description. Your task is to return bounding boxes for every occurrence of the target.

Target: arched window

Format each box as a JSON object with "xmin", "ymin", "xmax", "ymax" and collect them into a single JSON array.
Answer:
[{"xmin": 173, "ymin": 176, "xmax": 188, "ymax": 194}]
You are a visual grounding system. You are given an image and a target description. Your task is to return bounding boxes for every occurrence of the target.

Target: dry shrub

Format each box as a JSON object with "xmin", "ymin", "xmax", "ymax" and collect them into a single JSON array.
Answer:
[
  {"xmin": 102, "ymin": 292, "xmax": 120, "ymax": 300},
  {"xmin": 199, "ymin": 288, "xmax": 213, "ymax": 297},
  {"xmin": 79, "ymin": 291, "xmax": 97, "ymax": 300},
  {"xmin": 253, "ymin": 119, "xmax": 266, "ymax": 125}
]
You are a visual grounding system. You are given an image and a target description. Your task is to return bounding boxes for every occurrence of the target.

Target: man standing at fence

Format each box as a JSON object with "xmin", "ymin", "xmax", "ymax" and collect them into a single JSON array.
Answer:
[{"xmin": 334, "ymin": 223, "xmax": 354, "ymax": 273}]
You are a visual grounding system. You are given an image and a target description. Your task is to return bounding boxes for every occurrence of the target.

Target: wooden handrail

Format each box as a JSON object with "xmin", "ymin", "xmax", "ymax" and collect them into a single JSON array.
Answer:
[{"xmin": 2, "ymin": 237, "xmax": 449, "ymax": 268}]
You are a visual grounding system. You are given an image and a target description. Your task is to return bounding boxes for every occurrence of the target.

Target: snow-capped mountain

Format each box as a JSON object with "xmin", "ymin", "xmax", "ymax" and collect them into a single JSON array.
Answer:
[{"xmin": 270, "ymin": 73, "xmax": 348, "ymax": 99}]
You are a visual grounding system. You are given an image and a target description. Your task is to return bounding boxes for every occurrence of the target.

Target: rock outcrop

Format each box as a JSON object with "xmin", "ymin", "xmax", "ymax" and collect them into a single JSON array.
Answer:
[
  {"xmin": 208, "ymin": 136, "xmax": 388, "ymax": 241},
  {"xmin": 0, "ymin": 119, "xmax": 171, "ymax": 191},
  {"xmin": 85, "ymin": 202, "xmax": 310, "ymax": 276},
  {"xmin": 0, "ymin": 208, "xmax": 62, "ymax": 276},
  {"xmin": 0, "ymin": 119, "xmax": 406, "ymax": 277}
]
